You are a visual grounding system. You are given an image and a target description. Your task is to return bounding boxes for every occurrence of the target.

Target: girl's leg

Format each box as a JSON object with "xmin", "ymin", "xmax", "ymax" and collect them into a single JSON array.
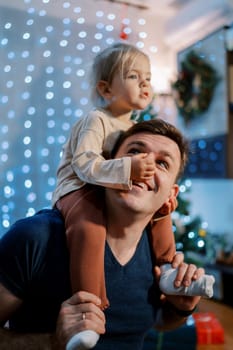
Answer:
[
  {"xmin": 150, "ymin": 214, "xmax": 176, "ymax": 265},
  {"xmin": 56, "ymin": 185, "xmax": 109, "ymax": 310}
]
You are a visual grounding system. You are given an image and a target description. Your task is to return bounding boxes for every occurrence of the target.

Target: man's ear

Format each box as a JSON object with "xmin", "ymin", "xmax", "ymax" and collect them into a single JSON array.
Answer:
[
  {"xmin": 96, "ymin": 80, "xmax": 112, "ymax": 100},
  {"xmin": 170, "ymin": 184, "xmax": 179, "ymax": 200}
]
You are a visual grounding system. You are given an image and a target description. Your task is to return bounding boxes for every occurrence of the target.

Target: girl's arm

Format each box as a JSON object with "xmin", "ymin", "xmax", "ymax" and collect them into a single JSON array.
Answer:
[{"xmin": 69, "ymin": 112, "xmax": 132, "ymax": 189}]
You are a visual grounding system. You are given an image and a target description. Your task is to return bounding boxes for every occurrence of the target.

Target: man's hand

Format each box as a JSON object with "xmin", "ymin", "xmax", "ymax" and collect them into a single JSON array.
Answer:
[
  {"xmin": 155, "ymin": 253, "xmax": 205, "ymax": 312},
  {"xmin": 54, "ymin": 291, "xmax": 106, "ymax": 349},
  {"xmin": 162, "ymin": 262, "xmax": 204, "ymax": 312}
]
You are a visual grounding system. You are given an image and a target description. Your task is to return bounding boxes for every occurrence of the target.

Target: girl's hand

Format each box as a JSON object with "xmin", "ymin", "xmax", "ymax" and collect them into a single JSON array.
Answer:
[{"xmin": 130, "ymin": 152, "xmax": 155, "ymax": 180}]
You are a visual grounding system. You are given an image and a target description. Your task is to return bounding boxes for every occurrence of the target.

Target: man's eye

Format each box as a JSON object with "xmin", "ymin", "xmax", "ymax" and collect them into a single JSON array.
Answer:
[
  {"xmin": 127, "ymin": 147, "xmax": 141, "ymax": 155},
  {"xmin": 157, "ymin": 160, "xmax": 168, "ymax": 169}
]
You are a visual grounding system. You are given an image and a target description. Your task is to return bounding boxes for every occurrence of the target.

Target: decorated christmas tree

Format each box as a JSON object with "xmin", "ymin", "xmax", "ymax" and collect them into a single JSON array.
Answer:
[{"xmin": 172, "ymin": 179, "xmax": 213, "ymax": 266}]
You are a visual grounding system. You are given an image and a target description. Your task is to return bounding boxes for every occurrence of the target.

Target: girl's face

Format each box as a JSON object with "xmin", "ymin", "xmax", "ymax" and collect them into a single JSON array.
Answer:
[{"xmin": 106, "ymin": 55, "xmax": 153, "ymax": 116}]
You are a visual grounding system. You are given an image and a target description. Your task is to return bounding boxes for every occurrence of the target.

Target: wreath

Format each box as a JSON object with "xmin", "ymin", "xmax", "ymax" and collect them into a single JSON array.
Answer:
[{"xmin": 172, "ymin": 51, "xmax": 220, "ymax": 124}]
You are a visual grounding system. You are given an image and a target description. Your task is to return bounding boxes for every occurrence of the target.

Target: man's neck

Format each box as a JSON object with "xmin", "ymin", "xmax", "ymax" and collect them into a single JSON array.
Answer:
[{"xmin": 105, "ymin": 206, "xmax": 151, "ymax": 266}]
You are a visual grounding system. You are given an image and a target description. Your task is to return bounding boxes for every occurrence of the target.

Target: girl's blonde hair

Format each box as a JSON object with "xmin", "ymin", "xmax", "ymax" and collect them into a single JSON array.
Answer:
[{"xmin": 90, "ymin": 42, "xmax": 150, "ymax": 107}]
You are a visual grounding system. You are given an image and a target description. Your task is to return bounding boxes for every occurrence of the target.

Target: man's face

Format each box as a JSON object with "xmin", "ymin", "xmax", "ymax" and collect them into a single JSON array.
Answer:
[{"xmin": 106, "ymin": 132, "xmax": 181, "ymax": 218}]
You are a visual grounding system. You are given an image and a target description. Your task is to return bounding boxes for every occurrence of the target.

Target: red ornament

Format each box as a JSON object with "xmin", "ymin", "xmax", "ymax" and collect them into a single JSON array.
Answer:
[{"xmin": 119, "ymin": 25, "xmax": 128, "ymax": 40}]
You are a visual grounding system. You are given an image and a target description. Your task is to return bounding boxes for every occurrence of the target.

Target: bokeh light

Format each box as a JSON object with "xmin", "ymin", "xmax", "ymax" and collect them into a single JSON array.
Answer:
[{"xmin": 0, "ymin": 0, "xmax": 153, "ymax": 235}]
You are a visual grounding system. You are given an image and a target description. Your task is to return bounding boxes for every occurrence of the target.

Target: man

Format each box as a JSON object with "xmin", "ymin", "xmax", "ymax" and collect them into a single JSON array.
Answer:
[{"xmin": 0, "ymin": 119, "xmax": 204, "ymax": 349}]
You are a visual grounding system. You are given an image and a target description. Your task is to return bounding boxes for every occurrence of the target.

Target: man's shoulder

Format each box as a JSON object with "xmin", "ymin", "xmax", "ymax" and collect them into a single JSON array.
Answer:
[
  {"xmin": 34, "ymin": 208, "xmax": 64, "ymax": 223},
  {"xmin": 15, "ymin": 208, "xmax": 64, "ymax": 230},
  {"xmin": 1, "ymin": 209, "xmax": 65, "ymax": 247}
]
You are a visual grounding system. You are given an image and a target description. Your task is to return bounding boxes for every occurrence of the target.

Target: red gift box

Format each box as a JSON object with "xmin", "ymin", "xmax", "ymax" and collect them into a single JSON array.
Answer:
[{"xmin": 193, "ymin": 312, "xmax": 224, "ymax": 344}]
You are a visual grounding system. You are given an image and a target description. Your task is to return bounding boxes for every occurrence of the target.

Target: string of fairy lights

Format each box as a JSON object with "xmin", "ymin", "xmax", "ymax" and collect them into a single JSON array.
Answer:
[
  {"xmin": 0, "ymin": 0, "xmax": 159, "ymax": 235},
  {"xmin": 1, "ymin": 1, "xmax": 228, "ymax": 237}
]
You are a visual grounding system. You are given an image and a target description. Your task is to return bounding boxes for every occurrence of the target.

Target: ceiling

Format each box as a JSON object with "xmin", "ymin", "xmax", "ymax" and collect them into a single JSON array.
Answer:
[
  {"xmin": 0, "ymin": 0, "xmax": 193, "ymax": 20},
  {"xmin": 0, "ymin": 0, "xmax": 188, "ymax": 11},
  {"xmin": 1, "ymin": 0, "xmax": 233, "ymax": 92},
  {"xmin": 1, "ymin": 0, "xmax": 233, "ymax": 47}
]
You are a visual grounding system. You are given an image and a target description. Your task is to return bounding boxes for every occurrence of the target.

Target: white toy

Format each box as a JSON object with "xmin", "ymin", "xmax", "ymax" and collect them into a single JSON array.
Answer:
[{"xmin": 159, "ymin": 263, "xmax": 215, "ymax": 298}]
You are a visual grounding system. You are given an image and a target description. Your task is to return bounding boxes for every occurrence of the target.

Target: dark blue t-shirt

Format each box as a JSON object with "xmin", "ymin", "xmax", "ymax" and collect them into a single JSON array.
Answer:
[{"xmin": 0, "ymin": 209, "xmax": 161, "ymax": 349}]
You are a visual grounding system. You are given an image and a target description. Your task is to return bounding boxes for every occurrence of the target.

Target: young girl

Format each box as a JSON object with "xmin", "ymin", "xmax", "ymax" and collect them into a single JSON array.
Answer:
[{"xmin": 52, "ymin": 43, "xmax": 177, "ymax": 349}]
